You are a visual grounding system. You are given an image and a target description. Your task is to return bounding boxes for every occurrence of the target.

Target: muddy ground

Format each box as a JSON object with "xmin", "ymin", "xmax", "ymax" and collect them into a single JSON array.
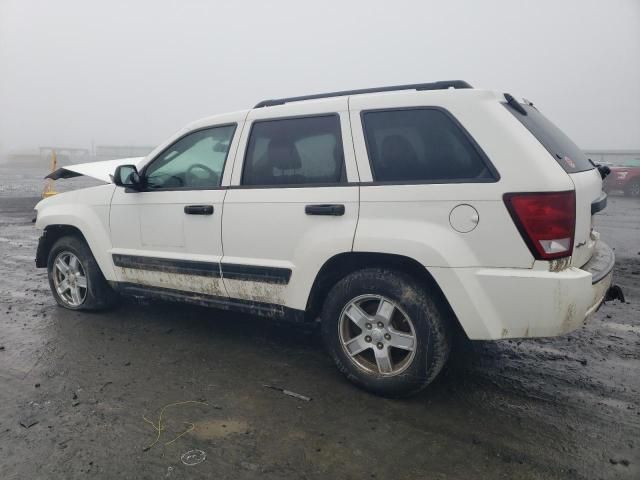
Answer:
[{"xmin": 0, "ymin": 168, "xmax": 638, "ymax": 479}]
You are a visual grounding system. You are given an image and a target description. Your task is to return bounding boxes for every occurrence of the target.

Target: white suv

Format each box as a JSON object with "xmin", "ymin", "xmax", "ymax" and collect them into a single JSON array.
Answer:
[{"xmin": 34, "ymin": 81, "xmax": 615, "ymax": 396}]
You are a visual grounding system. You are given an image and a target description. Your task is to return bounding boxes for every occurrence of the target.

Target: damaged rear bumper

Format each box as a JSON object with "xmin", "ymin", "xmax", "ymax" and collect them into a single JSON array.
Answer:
[
  {"xmin": 580, "ymin": 240, "xmax": 615, "ymax": 315},
  {"xmin": 429, "ymin": 241, "xmax": 616, "ymax": 340}
]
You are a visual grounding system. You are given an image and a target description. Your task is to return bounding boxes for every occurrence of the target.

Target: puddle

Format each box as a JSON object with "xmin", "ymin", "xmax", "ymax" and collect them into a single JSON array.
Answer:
[{"xmin": 190, "ymin": 419, "xmax": 249, "ymax": 439}]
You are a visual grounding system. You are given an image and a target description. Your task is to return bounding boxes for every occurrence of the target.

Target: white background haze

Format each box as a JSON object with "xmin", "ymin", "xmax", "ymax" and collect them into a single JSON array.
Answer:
[{"xmin": 0, "ymin": 0, "xmax": 638, "ymax": 159}]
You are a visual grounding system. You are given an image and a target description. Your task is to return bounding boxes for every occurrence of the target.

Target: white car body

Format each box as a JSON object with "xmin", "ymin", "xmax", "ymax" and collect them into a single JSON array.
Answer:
[{"xmin": 35, "ymin": 84, "xmax": 614, "ymax": 341}]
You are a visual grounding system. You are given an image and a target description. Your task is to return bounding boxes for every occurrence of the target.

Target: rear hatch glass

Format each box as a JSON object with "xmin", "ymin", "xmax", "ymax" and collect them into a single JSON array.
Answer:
[{"xmin": 504, "ymin": 101, "xmax": 594, "ymax": 174}]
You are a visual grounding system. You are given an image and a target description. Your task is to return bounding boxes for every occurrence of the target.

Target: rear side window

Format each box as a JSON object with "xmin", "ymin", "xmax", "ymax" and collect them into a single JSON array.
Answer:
[
  {"xmin": 505, "ymin": 102, "xmax": 593, "ymax": 173},
  {"xmin": 242, "ymin": 115, "xmax": 345, "ymax": 186},
  {"xmin": 361, "ymin": 108, "xmax": 495, "ymax": 183}
]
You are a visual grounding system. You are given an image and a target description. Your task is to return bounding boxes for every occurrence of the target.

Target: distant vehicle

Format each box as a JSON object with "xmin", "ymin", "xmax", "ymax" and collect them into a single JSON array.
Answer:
[
  {"xmin": 604, "ymin": 158, "xmax": 640, "ymax": 197},
  {"xmin": 33, "ymin": 81, "xmax": 615, "ymax": 396}
]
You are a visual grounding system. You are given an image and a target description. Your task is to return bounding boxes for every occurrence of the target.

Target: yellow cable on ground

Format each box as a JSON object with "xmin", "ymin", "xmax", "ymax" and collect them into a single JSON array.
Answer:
[
  {"xmin": 142, "ymin": 400, "xmax": 208, "ymax": 451},
  {"xmin": 165, "ymin": 422, "xmax": 196, "ymax": 446}
]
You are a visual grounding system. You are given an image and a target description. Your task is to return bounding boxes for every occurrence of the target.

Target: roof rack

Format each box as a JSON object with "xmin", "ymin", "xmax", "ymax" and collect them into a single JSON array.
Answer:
[{"xmin": 254, "ymin": 80, "xmax": 473, "ymax": 108}]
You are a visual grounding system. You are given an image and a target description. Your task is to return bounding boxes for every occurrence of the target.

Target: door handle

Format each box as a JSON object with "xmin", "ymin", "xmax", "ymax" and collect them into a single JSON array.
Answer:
[
  {"xmin": 184, "ymin": 205, "xmax": 214, "ymax": 215},
  {"xmin": 305, "ymin": 204, "xmax": 345, "ymax": 216}
]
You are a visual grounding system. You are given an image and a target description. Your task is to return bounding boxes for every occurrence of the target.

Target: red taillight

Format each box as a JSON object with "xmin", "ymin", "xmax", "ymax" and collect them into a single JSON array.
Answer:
[{"xmin": 504, "ymin": 191, "xmax": 576, "ymax": 260}]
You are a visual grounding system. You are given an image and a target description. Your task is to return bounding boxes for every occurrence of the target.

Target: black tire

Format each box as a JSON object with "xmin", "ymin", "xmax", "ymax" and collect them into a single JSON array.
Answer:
[
  {"xmin": 47, "ymin": 235, "xmax": 118, "ymax": 311},
  {"xmin": 321, "ymin": 268, "xmax": 452, "ymax": 397},
  {"xmin": 624, "ymin": 180, "xmax": 640, "ymax": 197}
]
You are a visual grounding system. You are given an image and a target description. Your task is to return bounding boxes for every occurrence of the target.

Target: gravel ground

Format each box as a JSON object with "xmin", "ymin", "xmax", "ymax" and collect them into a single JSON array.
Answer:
[{"xmin": 0, "ymin": 171, "xmax": 638, "ymax": 479}]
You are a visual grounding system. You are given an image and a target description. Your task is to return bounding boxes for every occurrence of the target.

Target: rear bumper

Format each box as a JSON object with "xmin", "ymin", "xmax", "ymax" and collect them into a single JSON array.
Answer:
[{"xmin": 430, "ymin": 241, "xmax": 615, "ymax": 340}]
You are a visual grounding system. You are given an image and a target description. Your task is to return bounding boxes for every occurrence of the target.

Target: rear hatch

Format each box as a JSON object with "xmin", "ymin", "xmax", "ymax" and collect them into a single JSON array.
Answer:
[{"xmin": 505, "ymin": 100, "xmax": 603, "ymax": 267}]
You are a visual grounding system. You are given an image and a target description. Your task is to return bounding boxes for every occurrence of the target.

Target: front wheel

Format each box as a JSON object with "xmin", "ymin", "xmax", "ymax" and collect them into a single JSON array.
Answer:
[
  {"xmin": 321, "ymin": 268, "xmax": 452, "ymax": 397},
  {"xmin": 47, "ymin": 235, "xmax": 118, "ymax": 310}
]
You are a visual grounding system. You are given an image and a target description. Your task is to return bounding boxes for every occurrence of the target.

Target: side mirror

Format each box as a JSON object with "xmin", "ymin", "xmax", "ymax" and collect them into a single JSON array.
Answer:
[{"xmin": 112, "ymin": 165, "xmax": 142, "ymax": 190}]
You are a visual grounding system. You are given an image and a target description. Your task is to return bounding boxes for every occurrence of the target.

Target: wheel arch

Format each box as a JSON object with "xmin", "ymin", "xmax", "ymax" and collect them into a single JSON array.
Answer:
[
  {"xmin": 36, "ymin": 224, "xmax": 114, "ymax": 283},
  {"xmin": 36, "ymin": 224, "xmax": 89, "ymax": 268},
  {"xmin": 305, "ymin": 252, "xmax": 467, "ymax": 338}
]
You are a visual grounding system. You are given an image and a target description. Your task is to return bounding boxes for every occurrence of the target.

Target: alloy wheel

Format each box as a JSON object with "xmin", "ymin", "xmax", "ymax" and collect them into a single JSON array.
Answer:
[
  {"xmin": 52, "ymin": 251, "xmax": 88, "ymax": 307},
  {"xmin": 338, "ymin": 294, "xmax": 417, "ymax": 376}
]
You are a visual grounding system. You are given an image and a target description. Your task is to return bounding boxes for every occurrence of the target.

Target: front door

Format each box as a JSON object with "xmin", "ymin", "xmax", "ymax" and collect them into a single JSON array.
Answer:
[
  {"xmin": 221, "ymin": 98, "xmax": 360, "ymax": 311},
  {"xmin": 109, "ymin": 122, "xmax": 239, "ymax": 299}
]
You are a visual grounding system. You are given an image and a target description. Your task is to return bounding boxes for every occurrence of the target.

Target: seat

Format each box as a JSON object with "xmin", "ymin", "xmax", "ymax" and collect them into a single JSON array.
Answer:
[{"xmin": 266, "ymin": 137, "xmax": 304, "ymax": 184}]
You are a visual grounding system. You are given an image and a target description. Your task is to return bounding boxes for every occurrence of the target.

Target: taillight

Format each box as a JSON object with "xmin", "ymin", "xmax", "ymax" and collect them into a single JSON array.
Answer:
[{"xmin": 504, "ymin": 191, "xmax": 575, "ymax": 260}]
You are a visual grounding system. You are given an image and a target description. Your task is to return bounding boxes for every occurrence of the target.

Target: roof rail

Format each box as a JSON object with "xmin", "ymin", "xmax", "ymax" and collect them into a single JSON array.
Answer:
[{"xmin": 254, "ymin": 80, "xmax": 473, "ymax": 108}]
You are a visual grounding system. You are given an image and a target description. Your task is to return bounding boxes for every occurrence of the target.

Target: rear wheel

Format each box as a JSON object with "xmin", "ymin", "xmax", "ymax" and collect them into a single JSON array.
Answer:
[
  {"xmin": 321, "ymin": 268, "xmax": 452, "ymax": 397},
  {"xmin": 624, "ymin": 180, "xmax": 640, "ymax": 197},
  {"xmin": 47, "ymin": 236, "xmax": 118, "ymax": 310}
]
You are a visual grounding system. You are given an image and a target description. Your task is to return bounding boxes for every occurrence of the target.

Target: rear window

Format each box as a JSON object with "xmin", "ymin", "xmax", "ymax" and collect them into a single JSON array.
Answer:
[
  {"xmin": 361, "ymin": 108, "xmax": 496, "ymax": 183},
  {"xmin": 505, "ymin": 102, "xmax": 594, "ymax": 173}
]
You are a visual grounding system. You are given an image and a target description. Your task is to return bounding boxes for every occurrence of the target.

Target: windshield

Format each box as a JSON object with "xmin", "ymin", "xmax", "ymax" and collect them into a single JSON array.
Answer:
[{"xmin": 505, "ymin": 102, "xmax": 594, "ymax": 173}]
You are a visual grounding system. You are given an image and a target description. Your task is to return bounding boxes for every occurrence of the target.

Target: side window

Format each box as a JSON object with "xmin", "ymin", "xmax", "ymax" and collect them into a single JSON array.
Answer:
[
  {"xmin": 145, "ymin": 125, "xmax": 236, "ymax": 189},
  {"xmin": 361, "ymin": 109, "xmax": 494, "ymax": 183},
  {"xmin": 242, "ymin": 115, "xmax": 344, "ymax": 186}
]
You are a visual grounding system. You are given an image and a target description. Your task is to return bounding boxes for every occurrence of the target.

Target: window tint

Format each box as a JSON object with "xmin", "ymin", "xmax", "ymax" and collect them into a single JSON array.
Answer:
[
  {"xmin": 362, "ymin": 109, "xmax": 494, "ymax": 182},
  {"xmin": 145, "ymin": 125, "xmax": 235, "ymax": 189},
  {"xmin": 505, "ymin": 103, "xmax": 593, "ymax": 173},
  {"xmin": 242, "ymin": 115, "xmax": 344, "ymax": 186}
]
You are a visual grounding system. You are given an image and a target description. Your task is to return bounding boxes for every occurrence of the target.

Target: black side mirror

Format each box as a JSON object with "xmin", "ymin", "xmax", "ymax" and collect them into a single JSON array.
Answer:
[{"xmin": 112, "ymin": 165, "xmax": 143, "ymax": 190}]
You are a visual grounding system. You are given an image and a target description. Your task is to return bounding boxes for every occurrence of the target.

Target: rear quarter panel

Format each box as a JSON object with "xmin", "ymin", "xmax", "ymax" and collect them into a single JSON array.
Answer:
[{"xmin": 349, "ymin": 89, "xmax": 575, "ymax": 270}]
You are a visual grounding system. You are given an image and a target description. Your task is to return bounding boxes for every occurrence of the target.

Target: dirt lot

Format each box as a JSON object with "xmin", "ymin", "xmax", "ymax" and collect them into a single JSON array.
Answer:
[{"xmin": 1, "ymin": 168, "xmax": 638, "ymax": 479}]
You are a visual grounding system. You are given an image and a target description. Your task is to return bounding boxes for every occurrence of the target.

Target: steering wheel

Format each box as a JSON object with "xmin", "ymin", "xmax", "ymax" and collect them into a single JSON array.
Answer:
[
  {"xmin": 147, "ymin": 171, "xmax": 184, "ymax": 188},
  {"xmin": 185, "ymin": 163, "xmax": 218, "ymax": 186}
]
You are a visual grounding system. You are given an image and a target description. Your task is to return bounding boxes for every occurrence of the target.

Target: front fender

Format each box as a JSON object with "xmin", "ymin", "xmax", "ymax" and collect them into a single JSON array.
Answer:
[{"xmin": 35, "ymin": 185, "xmax": 116, "ymax": 280}]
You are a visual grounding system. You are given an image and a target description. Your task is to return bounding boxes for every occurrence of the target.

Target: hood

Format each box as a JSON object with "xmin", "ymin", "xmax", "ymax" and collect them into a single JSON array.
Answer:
[{"xmin": 45, "ymin": 157, "xmax": 145, "ymax": 183}]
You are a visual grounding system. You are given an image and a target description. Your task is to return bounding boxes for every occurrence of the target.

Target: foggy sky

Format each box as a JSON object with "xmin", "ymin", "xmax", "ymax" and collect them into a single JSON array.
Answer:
[{"xmin": 1, "ymin": 0, "xmax": 639, "ymax": 157}]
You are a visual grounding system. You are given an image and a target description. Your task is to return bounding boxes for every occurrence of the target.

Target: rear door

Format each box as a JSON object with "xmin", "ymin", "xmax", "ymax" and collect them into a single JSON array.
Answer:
[
  {"xmin": 221, "ymin": 98, "xmax": 359, "ymax": 311},
  {"xmin": 505, "ymin": 103, "xmax": 603, "ymax": 267}
]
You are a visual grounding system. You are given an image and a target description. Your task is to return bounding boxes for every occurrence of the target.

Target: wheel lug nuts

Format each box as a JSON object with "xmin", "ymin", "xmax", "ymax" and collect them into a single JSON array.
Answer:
[
  {"xmin": 376, "ymin": 342, "xmax": 383, "ymax": 349},
  {"xmin": 377, "ymin": 322, "xmax": 384, "ymax": 328},
  {"xmin": 365, "ymin": 336, "xmax": 372, "ymax": 343},
  {"xmin": 365, "ymin": 323, "xmax": 372, "ymax": 330},
  {"xmin": 384, "ymin": 333, "xmax": 391, "ymax": 340}
]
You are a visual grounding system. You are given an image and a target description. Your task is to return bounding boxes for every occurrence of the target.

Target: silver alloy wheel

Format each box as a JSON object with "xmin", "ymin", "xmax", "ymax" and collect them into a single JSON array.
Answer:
[
  {"xmin": 338, "ymin": 294, "xmax": 417, "ymax": 376},
  {"xmin": 630, "ymin": 181, "xmax": 640, "ymax": 197},
  {"xmin": 52, "ymin": 251, "xmax": 88, "ymax": 307}
]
